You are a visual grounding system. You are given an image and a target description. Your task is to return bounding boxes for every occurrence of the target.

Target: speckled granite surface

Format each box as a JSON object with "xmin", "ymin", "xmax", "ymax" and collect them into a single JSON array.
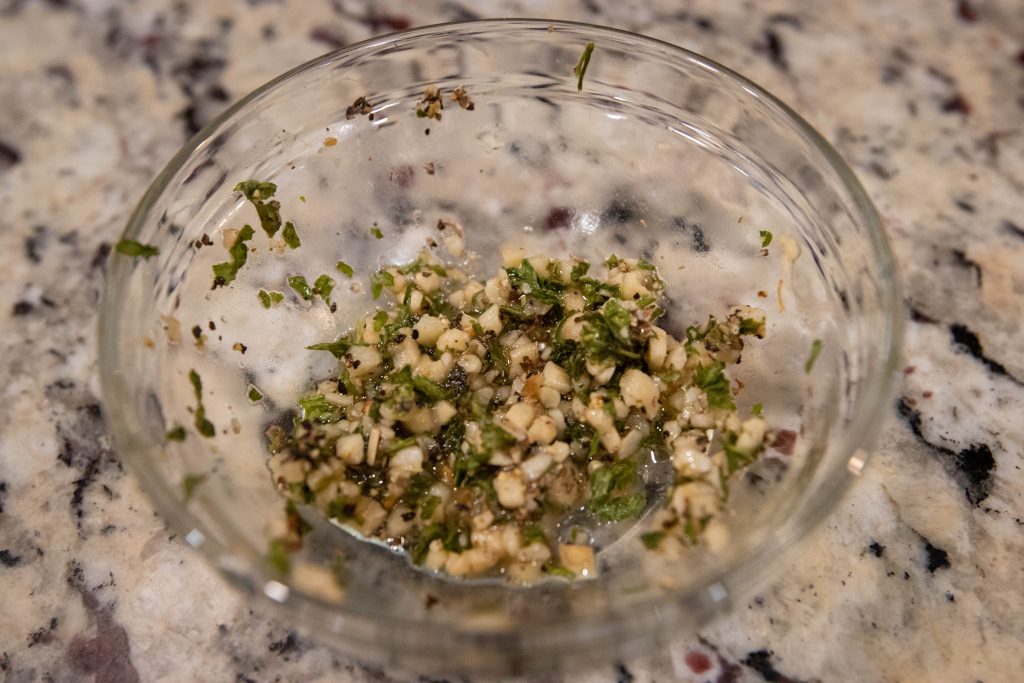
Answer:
[{"xmin": 2, "ymin": 1, "xmax": 1023, "ymax": 681}]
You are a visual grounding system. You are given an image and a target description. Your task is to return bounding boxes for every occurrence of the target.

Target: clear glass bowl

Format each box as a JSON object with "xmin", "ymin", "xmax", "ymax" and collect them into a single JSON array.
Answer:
[{"xmin": 99, "ymin": 19, "xmax": 902, "ymax": 677}]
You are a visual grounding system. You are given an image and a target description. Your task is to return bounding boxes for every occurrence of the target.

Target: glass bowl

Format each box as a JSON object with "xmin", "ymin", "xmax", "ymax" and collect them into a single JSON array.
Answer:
[{"xmin": 99, "ymin": 19, "xmax": 902, "ymax": 677}]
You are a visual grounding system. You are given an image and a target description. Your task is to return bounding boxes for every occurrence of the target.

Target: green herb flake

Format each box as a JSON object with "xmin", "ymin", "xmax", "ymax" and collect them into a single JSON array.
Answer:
[
  {"xmin": 606, "ymin": 254, "xmax": 620, "ymax": 269},
  {"xmin": 266, "ymin": 539, "xmax": 291, "ymax": 575},
  {"xmin": 370, "ymin": 224, "xmax": 384, "ymax": 240},
  {"xmin": 181, "ymin": 473, "xmax": 206, "ymax": 501},
  {"xmin": 235, "ymin": 180, "xmax": 282, "ymax": 238},
  {"xmin": 298, "ymin": 392, "xmax": 343, "ymax": 424},
  {"xmin": 640, "ymin": 531, "xmax": 665, "ymax": 549},
  {"xmin": 759, "ymin": 230, "xmax": 773, "ymax": 248},
  {"xmin": 505, "ymin": 259, "xmax": 564, "ymax": 305},
  {"xmin": 212, "ymin": 225, "xmax": 256, "ymax": 288},
  {"xmin": 593, "ymin": 492, "xmax": 646, "ymax": 522},
  {"xmin": 187, "ymin": 370, "xmax": 216, "ymax": 437},
  {"xmin": 313, "ymin": 274, "xmax": 335, "ymax": 306},
  {"xmin": 288, "ymin": 275, "xmax": 313, "ymax": 300},
  {"xmin": 306, "ymin": 333, "xmax": 355, "ymax": 358},
  {"xmin": 247, "ymin": 386, "xmax": 264, "ymax": 402},
  {"xmin": 739, "ymin": 318, "xmax": 762, "ymax": 336},
  {"xmin": 336, "ymin": 260, "xmax": 354, "ymax": 278},
  {"xmin": 522, "ymin": 524, "xmax": 547, "ymax": 546},
  {"xmin": 115, "ymin": 239, "xmax": 159, "ymax": 259},
  {"xmin": 258, "ymin": 289, "xmax": 272, "ymax": 308},
  {"xmin": 751, "ymin": 402, "xmax": 763, "ymax": 417},
  {"xmin": 805, "ymin": 338, "xmax": 823, "ymax": 374},
  {"xmin": 372, "ymin": 310, "xmax": 389, "ymax": 331},
  {"xmin": 571, "ymin": 260, "xmax": 590, "ymax": 280},
  {"xmin": 419, "ymin": 494, "xmax": 442, "ymax": 519},
  {"xmin": 282, "ymin": 221, "xmax": 301, "ymax": 249},
  {"xmin": 573, "ymin": 41, "xmax": 595, "ymax": 92},
  {"xmin": 370, "ymin": 269, "xmax": 394, "ymax": 299},
  {"xmin": 693, "ymin": 361, "xmax": 735, "ymax": 410},
  {"xmin": 545, "ymin": 563, "xmax": 576, "ymax": 579},
  {"xmin": 165, "ymin": 425, "xmax": 187, "ymax": 442}
]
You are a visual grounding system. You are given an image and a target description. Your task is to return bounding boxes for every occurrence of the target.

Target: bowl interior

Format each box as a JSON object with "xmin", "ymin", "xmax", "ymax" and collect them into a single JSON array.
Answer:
[{"xmin": 100, "ymin": 20, "xmax": 900, "ymax": 675}]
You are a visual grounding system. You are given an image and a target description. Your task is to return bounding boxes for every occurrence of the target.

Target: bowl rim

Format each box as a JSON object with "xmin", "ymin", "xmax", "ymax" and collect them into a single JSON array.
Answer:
[{"xmin": 99, "ymin": 16, "xmax": 904, "ymax": 670}]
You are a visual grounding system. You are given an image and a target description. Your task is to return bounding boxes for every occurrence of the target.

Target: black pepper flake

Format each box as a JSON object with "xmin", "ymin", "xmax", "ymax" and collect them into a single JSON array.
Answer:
[
  {"xmin": 0, "ymin": 549, "xmax": 22, "ymax": 567},
  {"xmin": 424, "ymin": 128, "xmax": 430, "ymax": 136},
  {"xmin": 191, "ymin": 325, "xmax": 203, "ymax": 339},
  {"xmin": 208, "ymin": 321, "xmax": 216, "ymax": 330},
  {"xmin": 868, "ymin": 541, "xmax": 885, "ymax": 558},
  {"xmin": 411, "ymin": 329, "xmax": 420, "ymax": 340},
  {"xmin": 394, "ymin": 333, "xmax": 406, "ymax": 343},
  {"xmin": 351, "ymin": 360, "xmax": 361, "ymax": 369},
  {"xmin": 13, "ymin": 301, "xmax": 34, "ymax": 316}
]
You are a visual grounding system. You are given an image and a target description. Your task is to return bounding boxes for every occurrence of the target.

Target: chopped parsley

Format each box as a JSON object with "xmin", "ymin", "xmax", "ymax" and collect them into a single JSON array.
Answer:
[
  {"xmin": 235, "ymin": 180, "xmax": 282, "ymax": 238},
  {"xmin": 573, "ymin": 41, "xmax": 595, "ymax": 92},
  {"xmin": 188, "ymin": 369, "xmax": 216, "ymax": 437},
  {"xmin": 181, "ymin": 473, "xmax": 206, "ymax": 502},
  {"xmin": 505, "ymin": 259, "xmax": 564, "ymax": 305},
  {"xmin": 288, "ymin": 275, "xmax": 313, "ymax": 300},
  {"xmin": 640, "ymin": 531, "xmax": 665, "ymax": 549},
  {"xmin": 805, "ymin": 338, "xmax": 823, "ymax": 374},
  {"xmin": 370, "ymin": 224, "xmax": 384, "ymax": 240},
  {"xmin": 115, "ymin": 239, "xmax": 159, "ymax": 259},
  {"xmin": 266, "ymin": 539, "xmax": 291, "ymax": 575},
  {"xmin": 247, "ymin": 386, "xmax": 264, "ymax": 402},
  {"xmin": 313, "ymin": 274, "xmax": 335, "ymax": 306},
  {"xmin": 336, "ymin": 261, "xmax": 354, "ymax": 278},
  {"xmin": 759, "ymin": 230, "xmax": 773, "ymax": 248},
  {"xmin": 370, "ymin": 269, "xmax": 394, "ymax": 299},
  {"xmin": 694, "ymin": 361, "xmax": 735, "ymax": 410},
  {"xmin": 282, "ymin": 221, "xmax": 301, "ymax": 249},
  {"xmin": 212, "ymin": 225, "xmax": 255, "ymax": 288},
  {"xmin": 298, "ymin": 393, "xmax": 343, "ymax": 424},
  {"xmin": 165, "ymin": 425, "xmax": 187, "ymax": 442},
  {"xmin": 258, "ymin": 289, "xmax": 284, "ymax": 308},
  {"xmin": 306, "ymin": 333, "xmax": 355, "ymax": 358}
]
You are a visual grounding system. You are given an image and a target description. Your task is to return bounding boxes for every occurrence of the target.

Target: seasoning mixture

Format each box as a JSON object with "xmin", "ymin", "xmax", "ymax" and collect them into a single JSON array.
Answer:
[{"xmin": 265, "ymin": 230, "xmax": 772, "ymax": 582}]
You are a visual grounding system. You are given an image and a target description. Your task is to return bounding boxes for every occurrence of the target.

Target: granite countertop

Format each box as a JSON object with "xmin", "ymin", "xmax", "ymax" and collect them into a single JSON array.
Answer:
[{"xmin": 2, "ymin": 0, "xmax": 1023, "ymax": 681}]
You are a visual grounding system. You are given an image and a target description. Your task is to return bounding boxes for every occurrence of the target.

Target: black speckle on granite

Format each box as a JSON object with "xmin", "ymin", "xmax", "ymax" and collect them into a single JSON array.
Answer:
[
  {"xmin": 742, "ymin": 650, "xmax": 784, "ymax": 681},
  {"xmin": 951, "ymin": 249, "xmax": 982, "ymax": 285},
  {"xmin": 869, "ymin": 542, "xmax": 885, "ymax": 558},
  {"xmin": 0, "ymin": 138, "xmax": 21, "ymax": 172},
  {"xmin": 909, "ymin": 305, "xmax": 938, "ymax": 324},
  {"xmin": 90, "ymin": 241, "xmax": 111, "ymax": 270},
  {"xmin": 768, "ymin": 13, "xmax": 803, "ymax": 28},
  {"xmin": 27, "ymin": 618, "xmax": 58, "ymax": 647},
  {"xmin": 65, "ymin": 560, "xmax": 139, "ymax": 682},
  {"xmin": 923, "ymin": 540, "xmax": 951, "ymax": 573},
  {"xmin": 25, "ymin": 225, "xmax": 47, "ymax": 263},
  {"xmin": 1003, "ymin": 219, "xmax": 1024, "ymax": 241},
  {"xmin": 949, "ymin": 323, "xmax": 1021, "ymax": 385},
  {"xmin": 0, "ymin": 480, "xmax": 7, "ymax": 513},
  {"xmin": 309, "ymin": 25, "xmax": 347, "ymax": 49},
  {"xmin": 954, "ymin": 198, "xmax": 975, "ymax": 213},
  {"xmin": 941, "ymin": 93, "xmax": 972, "ymax": 115},
  {"xmin": 1, "ymin": 549, "xmax": 23, "ymax": 567},
  {"xmin": 616, "ymin": 662, "xmax": 635, "ymax": 683},
  {"xmin": 956, "ymin": 0, "xmax": 979, "ymax": 22},
  {"xmin": 896, "ymin": 398, "xmax": 996, "ymax": 505},
  {"xmin": 48, "ymin": 385, "xmax": 118, "ymax": 528},
  {"xmin": 268, "ymin": 630, "xmax": 305, "ymax": 660},
  {"xmin": 761, "ymin": 29, "xmax": 788, "ymax": 71},
  {"xmin": 12, "ymin": 301, "xmax": 34, "ymax": 316}
]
